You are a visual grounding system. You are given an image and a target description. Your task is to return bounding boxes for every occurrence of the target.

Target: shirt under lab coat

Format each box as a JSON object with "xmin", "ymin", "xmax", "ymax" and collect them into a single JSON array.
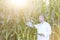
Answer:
[{"xmin": 26, "ymin": 21, "xmax": 51, "ymax": 40}]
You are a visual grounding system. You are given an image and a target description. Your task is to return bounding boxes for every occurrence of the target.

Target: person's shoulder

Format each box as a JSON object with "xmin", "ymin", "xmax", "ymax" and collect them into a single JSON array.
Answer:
[
  {"xmin": 44, "ymin": 21, "xmax": 51, "ymax": 26},
  {"xmin": 44, "ymin": 21, "xmax": 49, "ymax": 24}
]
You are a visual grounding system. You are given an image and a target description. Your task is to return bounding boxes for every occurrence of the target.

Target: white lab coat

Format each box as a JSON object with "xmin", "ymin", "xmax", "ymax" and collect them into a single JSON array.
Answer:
[{"xmin": 26, "ymin": 21, "xmax": 51, "ymax": 40}]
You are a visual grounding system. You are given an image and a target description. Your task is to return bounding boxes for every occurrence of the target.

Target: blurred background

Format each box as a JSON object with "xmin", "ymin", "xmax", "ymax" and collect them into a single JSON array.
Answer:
[{"xmin": 0, "ymin": 0, "xmax": 60, "ymax": 40}]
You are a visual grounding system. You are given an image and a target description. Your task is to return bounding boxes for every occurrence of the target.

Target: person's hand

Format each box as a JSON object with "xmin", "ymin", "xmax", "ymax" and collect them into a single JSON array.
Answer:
[
  {"xmin": 26, "ymin": 21, "xmax": 33, "ymax": 27},
  {"xmin": 38, "ymin": 33, "xmax": 45, "ymax": 37}
]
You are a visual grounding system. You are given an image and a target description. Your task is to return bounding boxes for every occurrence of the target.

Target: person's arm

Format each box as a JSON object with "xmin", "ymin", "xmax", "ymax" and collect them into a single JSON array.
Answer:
[{"xmin": 38, "ymin": 33, "xmax": 45, "ymax": 36}]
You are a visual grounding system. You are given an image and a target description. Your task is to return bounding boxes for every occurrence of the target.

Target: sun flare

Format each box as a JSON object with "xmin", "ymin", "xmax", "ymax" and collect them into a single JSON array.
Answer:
[
  {"xmin": 11, "ymin": 0, "xmax": 28, "ymax": 7},
  {"xmin": 4, "ymin": 0, "xmax": 28, "ymax": 8}
]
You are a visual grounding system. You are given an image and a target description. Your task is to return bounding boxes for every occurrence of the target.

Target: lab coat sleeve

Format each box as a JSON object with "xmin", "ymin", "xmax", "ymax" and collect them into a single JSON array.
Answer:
[{"xmin": 34, "ymin": 24, "xmax": 38, "ymax": 29}]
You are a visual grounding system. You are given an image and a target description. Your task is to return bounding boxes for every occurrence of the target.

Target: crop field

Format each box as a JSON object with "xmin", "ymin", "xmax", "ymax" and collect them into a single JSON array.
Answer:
[{"xmin": 0, "ymin": 0, "xmax": 60, "ymax": 40}]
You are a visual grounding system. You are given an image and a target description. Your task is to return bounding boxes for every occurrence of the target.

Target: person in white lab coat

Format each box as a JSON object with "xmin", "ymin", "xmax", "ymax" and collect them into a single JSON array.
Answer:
[{"xmin": 26, "ymin": 15, "xmax": 52, "ymax": 40}]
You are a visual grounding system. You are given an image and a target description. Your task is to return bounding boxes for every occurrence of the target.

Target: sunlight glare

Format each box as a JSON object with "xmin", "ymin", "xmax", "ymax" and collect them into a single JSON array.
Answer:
[{"xmin": 11, "ymin": 0, "xmax": 28, "ymax": 8}]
